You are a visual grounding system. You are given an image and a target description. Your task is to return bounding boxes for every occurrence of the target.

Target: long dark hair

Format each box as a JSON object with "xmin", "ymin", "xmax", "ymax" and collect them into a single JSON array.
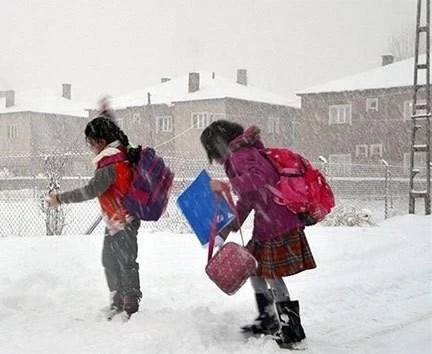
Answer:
[
  {"xmin": 85, "ymin": 117, "xmax": 141, "ymax": 164},
  {"xmin": 200, "ymin": 120, "xmax": 244, "ymax": 163}
]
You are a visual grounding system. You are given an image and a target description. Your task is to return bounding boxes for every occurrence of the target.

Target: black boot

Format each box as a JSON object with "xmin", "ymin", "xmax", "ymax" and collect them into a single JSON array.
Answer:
[
  {"xmin": 110, "ymin": 291, "xmax": 124, "ymax": 311},
  {"xmin": 275, "ymin": 300, "xmax": 306, "ymax": 347},
  {"xmin": 242, "ymin": 292, "xmax": 280, "ymax": 335},
  {"xmin": 123, "ymin": 293, "xmax": 140, "ymax": 316}
]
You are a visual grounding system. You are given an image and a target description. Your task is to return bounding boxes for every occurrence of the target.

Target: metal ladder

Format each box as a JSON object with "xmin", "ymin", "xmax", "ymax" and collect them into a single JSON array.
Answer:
[{"xmin": 409, "ymin": 0, "xmax": 431, "ymax": 214}]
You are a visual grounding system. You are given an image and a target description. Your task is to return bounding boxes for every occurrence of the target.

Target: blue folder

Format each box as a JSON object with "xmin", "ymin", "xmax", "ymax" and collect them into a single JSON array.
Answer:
[{"xmin": 177, "ymin": 170, "xmax": 236, "ymax": 245}]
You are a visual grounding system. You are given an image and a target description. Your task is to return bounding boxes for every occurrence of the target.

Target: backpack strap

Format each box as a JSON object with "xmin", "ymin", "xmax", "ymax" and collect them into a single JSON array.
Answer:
[
  {"xmin": 207, "ymin": 182, "xmax": 245, "ymax": 262},
  {"xmin": 278, "ymin": 166, "xmax": 304, "ymax": 177},
  {"xmin": 207, "ymin": 194, "xmax": 220, "ymax": 262}
]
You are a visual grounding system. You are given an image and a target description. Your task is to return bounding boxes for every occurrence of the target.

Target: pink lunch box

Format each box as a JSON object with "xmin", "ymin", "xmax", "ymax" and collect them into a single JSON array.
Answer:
[{"xmin": 205, "ymin": 242, "xmax": 257, "ymax": 295}]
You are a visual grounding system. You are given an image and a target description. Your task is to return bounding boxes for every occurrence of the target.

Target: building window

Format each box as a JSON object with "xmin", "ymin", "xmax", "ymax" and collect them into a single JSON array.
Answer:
[
  {"xmin": 403, "ymin": 101, "xmax": 411, "ymax": 120},
  {"xmin": 370, "ymin": 144, "xmax": 383, "ymax": 157},
  {"xmin": 329, "ymin": 104, "xmax": 352, "ymax": 125},
  {"xmin": 132, "ymin": 112, "xmax": 141, "ymax": 124},
  {"xmin": 191, "ymin": 112, "xmax": 212, "ymax": 129},
  {"xmin": 355, "ymin": 144, "xmax": 368, "ymax": 157},
  {"xmin": 404, "ymin": 99, "xmax": 426, "ymax": 120},
  {"xmin": 329, "ymin": 154, "xmax": 352, "ymax": 175},
  {"xmin": 6, "ymin": 125, "xmax": 18, "ymax": 139},
  {"xmin": 156, "ymin": 116, "xmax": 173, "ymax": 132},
  {"xmin": 267, "ymin": 117, "xmax": 280, "ymax": 134},
  {"xmin": 366, "ymin": 98, "xmax": 378, "ymax": 112}
]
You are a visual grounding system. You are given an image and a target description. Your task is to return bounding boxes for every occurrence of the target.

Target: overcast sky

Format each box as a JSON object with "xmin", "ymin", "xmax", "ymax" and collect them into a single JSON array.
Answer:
[{"xmin": 0, "ymin": 0, "xmax": 419, "ymax": 105}]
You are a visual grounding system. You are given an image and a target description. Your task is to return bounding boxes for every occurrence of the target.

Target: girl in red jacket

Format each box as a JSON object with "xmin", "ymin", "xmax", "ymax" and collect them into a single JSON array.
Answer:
[{"xmin": 46, "ymin": 116, "xmax": 142, "ymax": 318}]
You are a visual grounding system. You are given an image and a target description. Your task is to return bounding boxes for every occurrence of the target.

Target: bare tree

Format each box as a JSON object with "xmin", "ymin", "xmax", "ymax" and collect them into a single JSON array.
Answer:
[
  {"xmin": 43, "ymin": 154, "xmax": 67, "ymax": 236},
  {"xmin": 34, "ymin": 114, "xmax": 88, "ymax": 236},
  {"xmin": 387, "ymin": 23, "xmax": 427, "ymax": 62}
]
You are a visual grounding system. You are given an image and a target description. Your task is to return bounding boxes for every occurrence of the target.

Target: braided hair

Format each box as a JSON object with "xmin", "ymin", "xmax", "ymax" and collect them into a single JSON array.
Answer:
[{"xmin": 85, "ymin": 117, "xmax": 141, "ymax": 164}]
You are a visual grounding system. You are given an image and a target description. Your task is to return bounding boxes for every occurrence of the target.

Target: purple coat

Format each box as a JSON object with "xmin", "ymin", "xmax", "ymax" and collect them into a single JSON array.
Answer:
[{"xmin": 224, "ymin": 140, "xmax": 305, "ymax": 242}]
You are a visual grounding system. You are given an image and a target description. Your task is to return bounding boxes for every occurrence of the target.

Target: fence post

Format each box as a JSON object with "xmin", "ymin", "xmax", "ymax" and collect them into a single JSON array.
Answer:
[
  {"xmin": 389, "ymin": 165, "xmax": 393, "ymax": 212},
  {"xmin": 382, "ymin": 159, "xmax": 391, "ymax": 219},
  {"xmin": 31, "ymin": 174, "xmax": 36, "ymax": 199}
]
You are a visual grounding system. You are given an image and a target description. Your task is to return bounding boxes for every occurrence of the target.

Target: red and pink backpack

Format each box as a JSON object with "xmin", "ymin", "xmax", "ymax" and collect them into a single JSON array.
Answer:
[{"xmin": 260, "ymin": 148, "xmax": 335, "ymax": 225}]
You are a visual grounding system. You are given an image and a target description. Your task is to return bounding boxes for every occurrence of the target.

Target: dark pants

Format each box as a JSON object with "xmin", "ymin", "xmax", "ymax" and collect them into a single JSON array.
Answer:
[{"xmin": 102, "ymin": 220, "xmax": 142, "ymax": 298}]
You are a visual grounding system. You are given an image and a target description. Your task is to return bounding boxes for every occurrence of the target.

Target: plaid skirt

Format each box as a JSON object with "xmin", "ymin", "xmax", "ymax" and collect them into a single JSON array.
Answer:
[{"xmin": 246, "ymin": 229, "xmax": 316, "ymax": 279}]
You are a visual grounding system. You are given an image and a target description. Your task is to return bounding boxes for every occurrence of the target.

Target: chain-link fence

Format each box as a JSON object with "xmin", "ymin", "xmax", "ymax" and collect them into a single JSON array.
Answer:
[{"xmin": 0, "ymin": 153, "xmax": 429, "ymax": 237}]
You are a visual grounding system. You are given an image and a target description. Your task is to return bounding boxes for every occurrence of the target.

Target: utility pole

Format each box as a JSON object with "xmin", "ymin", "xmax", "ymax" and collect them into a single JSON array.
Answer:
[{"xmin": 408, "ymin": 0, "xmax": 431, "ymax": 215}]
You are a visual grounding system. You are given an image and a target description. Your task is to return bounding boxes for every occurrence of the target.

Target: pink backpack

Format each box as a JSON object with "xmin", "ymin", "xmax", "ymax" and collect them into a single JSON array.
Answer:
[{"xmin": 261, "ymin": 148, "xmax": 335, "ymax": 225}]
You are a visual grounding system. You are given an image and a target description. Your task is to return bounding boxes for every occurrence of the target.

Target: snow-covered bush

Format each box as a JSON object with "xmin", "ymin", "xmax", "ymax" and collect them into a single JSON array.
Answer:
[{"xmin": 321, "ymin": 205, "xmax": 377, "ymax": 227}]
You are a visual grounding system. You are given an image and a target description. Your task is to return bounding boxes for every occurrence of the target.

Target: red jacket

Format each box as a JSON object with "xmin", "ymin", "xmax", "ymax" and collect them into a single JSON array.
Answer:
[{"xmin": 96, "ymin": 151, "xmax": 132, "ymax": 224}]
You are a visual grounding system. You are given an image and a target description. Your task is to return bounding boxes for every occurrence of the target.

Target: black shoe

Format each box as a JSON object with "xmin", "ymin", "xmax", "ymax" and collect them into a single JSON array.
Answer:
[
  {"xmin": 110, "ymin": 291, "xmax": 124, "ymax": 311},
  {"xmin": 242, "ymin": 315, "xmax": 279, "ymax": 335},
  {"xmin": 123, "ymin": 294, "xmax": 140, "ymax": 315},
  {"xmin": 242, "ymin": 293, "xmax": 279, "ymax": 335},
  {"xmin": 275, "ymin": 300, "xmax": 306, "ymax": 345}
]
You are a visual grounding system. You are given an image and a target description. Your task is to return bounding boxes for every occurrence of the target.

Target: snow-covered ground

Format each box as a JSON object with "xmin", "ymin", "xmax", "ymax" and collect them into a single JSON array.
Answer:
[{"xmin": 0, "ymin": 215, "xmax": 431, "ymax": 354}]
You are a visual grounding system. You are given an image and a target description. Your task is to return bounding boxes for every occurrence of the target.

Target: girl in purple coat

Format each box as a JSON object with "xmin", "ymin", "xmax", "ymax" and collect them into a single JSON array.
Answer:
[{"xmin": 200, "ymin": 120, "xmax": 316, "ymax": 347}]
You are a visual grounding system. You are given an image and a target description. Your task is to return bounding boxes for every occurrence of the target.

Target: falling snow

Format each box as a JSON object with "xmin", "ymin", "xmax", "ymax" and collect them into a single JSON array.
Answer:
[{"xmin": 0, "ymin": 1, "xmax": 431, "ymax": 353}]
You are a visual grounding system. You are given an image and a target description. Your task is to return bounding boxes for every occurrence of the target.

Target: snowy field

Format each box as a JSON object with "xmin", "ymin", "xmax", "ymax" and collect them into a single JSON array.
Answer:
[{"xmin": 0, "ymin": 214, "xmax": 431, "ymax": 354}]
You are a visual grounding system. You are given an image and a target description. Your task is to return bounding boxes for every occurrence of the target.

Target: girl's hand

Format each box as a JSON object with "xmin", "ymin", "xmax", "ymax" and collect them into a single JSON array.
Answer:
[
  {"xmin": 45, "ymin": 192, "xmax": 60, "ymax": 208},
  {"xmin": 219, "ymin": 226, "xmax": 231, "ymax": 239},
  {"xmin": 209, "ymin": 179, "xmax": 229, "ymax": 193},
  {"xmin": 214, "ymin": 235, "xmax": 225, "ymax": 249}
]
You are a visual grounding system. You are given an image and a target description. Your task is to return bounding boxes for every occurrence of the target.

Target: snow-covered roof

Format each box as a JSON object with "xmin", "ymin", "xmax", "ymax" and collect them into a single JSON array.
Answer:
[
  {"xmin": 0, "ymin": 87, "xmax": 90, "ymax": 117},
  {"xmin": 111, "ymin": 72, "xmax": 299, "ymax": 109},
  {"xmin": 297, "ymin": 54, "xmax": 427, "ymax": 95}
]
